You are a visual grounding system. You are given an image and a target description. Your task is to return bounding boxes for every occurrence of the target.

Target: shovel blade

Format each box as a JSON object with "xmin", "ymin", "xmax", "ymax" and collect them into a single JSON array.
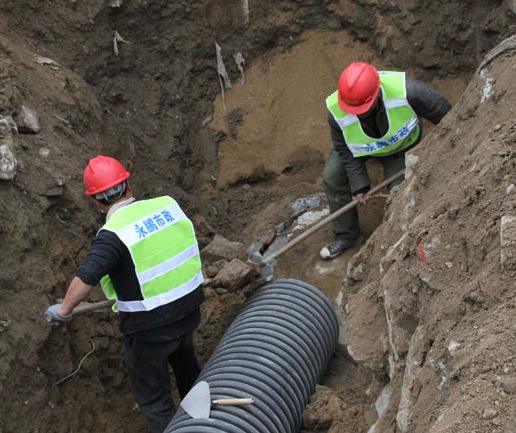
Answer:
[{"xmin": 180, "ymin": 381, "xmax": 211, "ymax": 419}]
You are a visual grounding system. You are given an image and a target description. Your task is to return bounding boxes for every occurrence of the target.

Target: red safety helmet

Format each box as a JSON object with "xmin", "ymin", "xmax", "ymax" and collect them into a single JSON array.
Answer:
[
  {"xmin": 83, "ymin": 155, "xmax": 130, "ymax": 196},
  {"xmin": 337, "ymin": 62, "xmax": 381, "ymax": 115}
]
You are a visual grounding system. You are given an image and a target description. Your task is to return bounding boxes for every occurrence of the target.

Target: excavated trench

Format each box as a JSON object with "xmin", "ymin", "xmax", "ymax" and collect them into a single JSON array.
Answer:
[{"xmin": 1, "ymin": 1, "xmax": 515, "ymax": 432}]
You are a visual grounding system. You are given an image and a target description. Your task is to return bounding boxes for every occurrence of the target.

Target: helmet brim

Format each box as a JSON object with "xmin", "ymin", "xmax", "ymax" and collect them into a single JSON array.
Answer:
[
  {"xmin": 85, "ymin": 174, "xmax": 129, "ymax": 195},
  {"xmin": 337, "ymin": 87, "xmax": 380, "ymax": 115}
]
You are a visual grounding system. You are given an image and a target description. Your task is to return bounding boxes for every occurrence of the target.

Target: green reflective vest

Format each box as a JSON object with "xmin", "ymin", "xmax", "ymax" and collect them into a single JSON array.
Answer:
[
  {"xmin": 326, "ymin": 71, "xmax": 420, "ymax": 157},
  {"xmin": 100, "ymin": 196, "xmax": 203, "ymax": 312}
]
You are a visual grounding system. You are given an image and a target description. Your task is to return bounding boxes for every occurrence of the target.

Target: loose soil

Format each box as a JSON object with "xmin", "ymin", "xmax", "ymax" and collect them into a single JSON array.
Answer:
[{"xmin": 1, "ymin": 1, "xmax": 516, "ymax": 433}]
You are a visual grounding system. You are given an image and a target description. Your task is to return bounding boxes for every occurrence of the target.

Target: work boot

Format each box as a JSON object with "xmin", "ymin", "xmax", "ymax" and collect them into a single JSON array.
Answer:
[{"xmin": 319, "ymin": 234, "xmax": 363, "ymax": 260}]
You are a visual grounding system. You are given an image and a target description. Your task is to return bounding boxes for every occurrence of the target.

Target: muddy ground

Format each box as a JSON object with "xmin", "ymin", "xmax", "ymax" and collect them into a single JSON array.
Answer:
[{"xmin": 1, "ymin": 1, "xmax": 516, "ymax": 432}]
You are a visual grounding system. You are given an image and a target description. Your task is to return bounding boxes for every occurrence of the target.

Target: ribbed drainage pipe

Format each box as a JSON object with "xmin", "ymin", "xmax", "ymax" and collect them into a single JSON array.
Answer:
[{"xmin": 165, "ymin": 278, "xmax": 339, "ymax": 433}]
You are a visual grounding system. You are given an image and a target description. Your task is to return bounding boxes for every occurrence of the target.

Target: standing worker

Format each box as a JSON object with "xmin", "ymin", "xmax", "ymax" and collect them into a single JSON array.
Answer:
[
  {"xmin": 44, "ymin": 155, "xmax": 205, "ymax": 433},
  {"xmin": 320, "ymin": 62, "xmax": 451, "ymax": 260}
]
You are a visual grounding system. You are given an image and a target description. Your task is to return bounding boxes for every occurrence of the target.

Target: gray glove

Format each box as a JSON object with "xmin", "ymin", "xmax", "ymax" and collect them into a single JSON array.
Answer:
[{"xmin": 45, "ymin": 304, "xmax": 72, "ymax": 324}]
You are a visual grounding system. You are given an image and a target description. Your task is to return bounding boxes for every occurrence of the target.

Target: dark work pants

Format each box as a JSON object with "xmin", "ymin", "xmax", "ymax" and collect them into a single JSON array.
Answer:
[
  {"xmin": 124, "ymin": 330, "xmax": 201, "ymax": 433},
  {"xmin": 322, "ymin": 149, "xmax": 406, "ymax": 240}
]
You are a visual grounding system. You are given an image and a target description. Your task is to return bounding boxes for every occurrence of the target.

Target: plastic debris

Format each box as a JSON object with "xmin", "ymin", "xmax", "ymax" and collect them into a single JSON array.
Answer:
[
  {"xmin": 234, "ymin": 52, "xmax": 245, "ymax": 85},
  {"xmin": 34, "ymin": 56, "xmax": 60, "ymax": 70},
  {"xmin": 215, "ymin": 43, "xmax": 232, "ymax": 89},
  {"xmin": 242, "ymin": 0, "xmax": 249, "ymax": 25},
  {"xmin": 215, "ymin": 43, "xmax": 232, "ymax": 115},
  {"xmin": 113, "ymin": 31, "xmax": 130, "ymax": 56},
  {"xmin": 416, "ymin": 243, "xmax": 427, "ymax": 262}
]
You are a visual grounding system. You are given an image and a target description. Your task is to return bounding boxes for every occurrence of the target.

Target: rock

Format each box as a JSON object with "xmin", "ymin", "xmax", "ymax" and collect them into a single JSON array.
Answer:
[
  {"xmin": 499, "ymin": 378, "xmax": 516, "ymax": 394},
  {"xmin": 0, "ymin": 116, "xmax": 18, "ymax": 180},
  {"xmin": 500, "ymin": 215, "xmax": 516, "ymax": 270},
  {"xmin": 482, "ymin": 408, "xmax": 497, "ymax": 420},
  {"xmin": 405, "ymin": 153, "xmax": 419, "ymax": 179},
  {"xmin": 203, "ymin": 259, "xmax": 226, "ymax": 278},
  {"xmin": 447, "ymin": 341, "xmax": 461, "ymax": 356},
  {"xmin": 43, "ymin": 182, "xmax": 64, "ymax": 197},
  {"xmin": 374, "ymin": 383, "xmax": 392, "ymax": 418},
  {"xmin": 201, "ymin": 234, "xmax": 247, "ymax": 263},
  {"xmin": 14, "ymin": 106, "xmax": 40, "ymax": 133},
  {"xmin": 397, "ymin": 326, "xmax": 426, "ymax": 432},
  {"xmin": 214, "ymin": 258, "xmax": 258, "ymax": 291},
  {"xmin": 344, "ymin": 284, "xmax": 388, "ymax": 373}
]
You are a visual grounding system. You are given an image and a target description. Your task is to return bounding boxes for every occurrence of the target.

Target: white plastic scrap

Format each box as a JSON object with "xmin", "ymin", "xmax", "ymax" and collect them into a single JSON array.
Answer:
[
  {"xmin": 215, "ymin": 43, "xmax": 232, "ymax": 89},
  {"xmin": 34, "ymin": 56, "xmax": 60, "ymax": 70},
  {"xmin": 242, "ymin": 0, "xmax": 249, "ymax": 25},
  {"xmin": 215, "ymin": 43, "xmax": 232, "ymax": 115},
  {"xmin": 113, "ymin": 31, "xmax": 131, "ymax": 56},
  {"xmin": 234, "ymin": 52, "xmax": 245, "ymax": 85},
  {"xmin": 479, "ymin": 69, "xmax": 494, "ymax": 103}
]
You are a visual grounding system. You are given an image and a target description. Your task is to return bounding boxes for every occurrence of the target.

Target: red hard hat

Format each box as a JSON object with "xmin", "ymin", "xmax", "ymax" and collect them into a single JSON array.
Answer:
[
  {"xmin": 83, "ymin": 155, "xmax": 130, "ymax": 196},
  {"xmin": 337, "ymin": 62, "xmax": 380, "ymax": 115}
]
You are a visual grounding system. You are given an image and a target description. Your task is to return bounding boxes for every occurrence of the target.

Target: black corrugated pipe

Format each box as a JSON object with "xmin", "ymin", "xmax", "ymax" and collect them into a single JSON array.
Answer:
[{"xmin": 165, "ymin": 278, "xmax": 339, "ymax": 433}]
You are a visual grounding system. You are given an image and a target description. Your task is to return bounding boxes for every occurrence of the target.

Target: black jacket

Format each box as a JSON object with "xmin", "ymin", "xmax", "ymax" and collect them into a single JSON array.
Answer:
[
  {"xmin": 329, "ymin": 76, "xmax": 452, "ymax": 195},
  {"xmin": 76, "ymin": 229, "xmax": 205, "ymax": 340}
]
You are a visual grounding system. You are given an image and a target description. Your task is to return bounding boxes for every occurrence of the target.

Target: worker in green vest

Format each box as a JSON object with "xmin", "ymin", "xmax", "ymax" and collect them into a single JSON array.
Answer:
[
  {"xmin": 320, "ymin": 62, "xmax": 451, "ymax": 260},
  {"xmin": 45, "ymin": 155, "xmax": 205, "ymax": 433}
]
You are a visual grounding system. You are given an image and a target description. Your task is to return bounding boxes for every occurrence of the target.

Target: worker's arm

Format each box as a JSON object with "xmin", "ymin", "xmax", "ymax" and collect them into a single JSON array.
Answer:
[
  {"xmin": 328, "ymin": 112, "xmax": 371, "ymax": 195},
  {"xmin": 60, "ymin": 276, "xmax": 95, "ymax": 316},
  {"xmin": 44, "ymin": 230, "xmax": 122, "ymax": 324},
  {"xmin": 406, "ymin": 77, "xmax": 452, "ymax": 124},
  {"xmin": 44, "ymin": 276, "xmax": 94, "ymax": 323}
]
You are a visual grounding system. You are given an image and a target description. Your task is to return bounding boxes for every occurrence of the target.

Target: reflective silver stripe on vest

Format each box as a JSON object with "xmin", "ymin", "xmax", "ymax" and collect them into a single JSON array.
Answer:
[
  {"xmin": 384, "ymin": 98, "xmax": 407, "ymax": 109},
  {"xmin": 337, "ymin": 97, "xmax": 409, "ymax": 130},
  {"xmin": 338, "ymin": 115, "xmax": 356, "ymax": 128},
  {"xmin": 138, "ymin": 244, "xmax": 200, "ymax": 285},
  {"xmin": 115, "ymin": 272, "xmax": 204, "ymax": 312},
  {"xmin": 346, "ymin": 116, "xmax": 419, "ymax": 155}
]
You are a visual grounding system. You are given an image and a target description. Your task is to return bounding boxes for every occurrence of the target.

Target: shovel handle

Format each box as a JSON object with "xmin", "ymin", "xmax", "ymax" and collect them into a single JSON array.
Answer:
[
  {"xmin": 212, "ymin": 398, "xmax": 254, "ymax": 406},
  {"xmin": 45, "ymin": 300, "xmax": 115, "ymax": 325},
  {"xmin": 72, "ymin": 300, "xmax": 115, "ymax": 315},
  {"xmin": 262, "ymin": 169, "xmax": 405, "ymax": 264}
]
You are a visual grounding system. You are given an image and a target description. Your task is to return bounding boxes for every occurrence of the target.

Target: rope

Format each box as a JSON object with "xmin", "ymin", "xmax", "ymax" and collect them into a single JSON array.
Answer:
[{"xmin": 53, "ymin": 340, "xmax": 96, "ymax": 386}]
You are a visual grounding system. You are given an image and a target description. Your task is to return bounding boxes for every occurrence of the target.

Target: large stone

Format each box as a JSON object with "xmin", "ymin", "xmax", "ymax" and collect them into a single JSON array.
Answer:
[
  {"xmin": 14, "ymin": 106, "xmax": 40, "ymax": 134},
  {"xmin": 344, "ymin": 283, "xmax": 388, "ymax": 373},
  {"xmin": 214, "ymin": 258, "xmax": 258, "ymax": 291},
  {"xmin": 201, "ymin": 234, "xmax": 247, "ymax": 262}
]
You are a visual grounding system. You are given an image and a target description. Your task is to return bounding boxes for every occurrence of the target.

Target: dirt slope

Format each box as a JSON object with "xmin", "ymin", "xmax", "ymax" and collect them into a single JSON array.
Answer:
[
  {"xmin": 341, "ymin": 44, "xmax": 516, "ymax": 432},
  {"xmin": 0, "ymin": 1, "xmax": 516, "ymax": 433}
]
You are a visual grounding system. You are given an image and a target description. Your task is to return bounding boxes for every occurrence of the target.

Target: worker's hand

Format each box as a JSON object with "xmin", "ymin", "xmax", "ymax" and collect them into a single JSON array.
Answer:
[
  {"xmin": 353, "ymin": 193, "xmax": 371, "ymax": 205},
  {"xmin": 44, "ymin": 304, "xmax": 72, "ymax": 325}
]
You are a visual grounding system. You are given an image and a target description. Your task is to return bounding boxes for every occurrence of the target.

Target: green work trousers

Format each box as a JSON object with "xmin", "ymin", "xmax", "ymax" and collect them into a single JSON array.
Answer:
[{"xmin": 322, "ymin": 148, "xmax": 406, "ymax": 240}]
